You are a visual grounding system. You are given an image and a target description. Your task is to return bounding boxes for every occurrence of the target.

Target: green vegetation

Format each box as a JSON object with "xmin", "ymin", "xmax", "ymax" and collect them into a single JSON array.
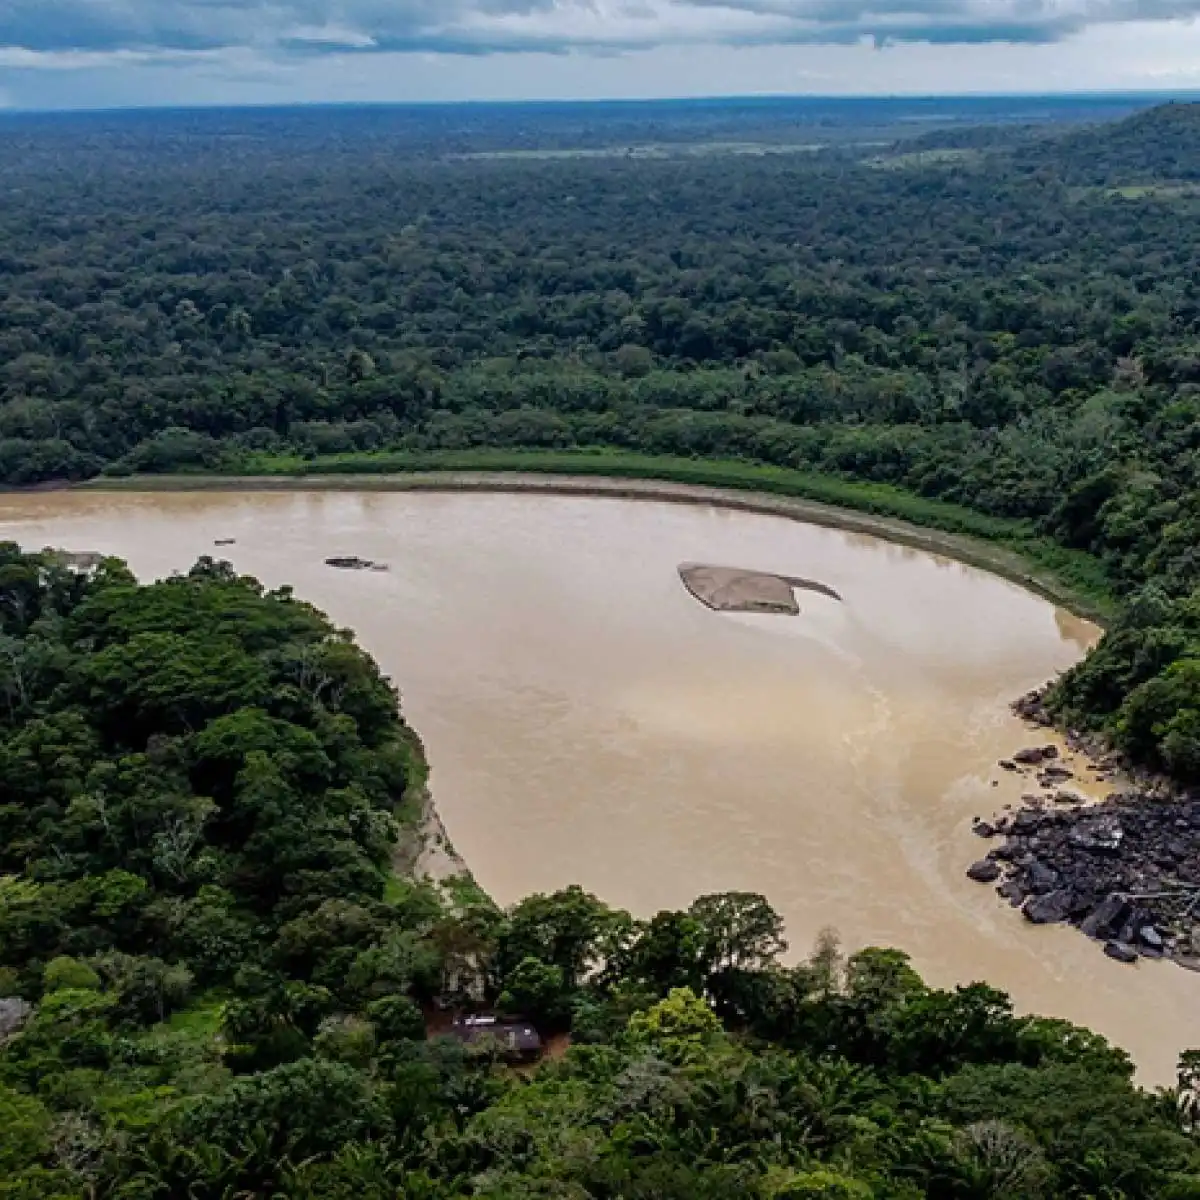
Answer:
[
  {"xmin": 142, "ymin": 446, "xmax": 1111, "ymax": 616},
  {"xmin": 864, "ymin": 147, "xmax": 982, "ymax": 170},
  {"xmin": 238, "ymin": 448, "xmax": 1031, "ymax": 539},
  {"xmin": 5, "ymin": 95, "xmax": 1200, "ymax": 1193},
  {"xmin": 5, "ymin": 99, "xmax": 1200, "ymax": 773},
  {"xmin": 1, "ymin": 545, "xmax": 1198, "ymax": 1197}
]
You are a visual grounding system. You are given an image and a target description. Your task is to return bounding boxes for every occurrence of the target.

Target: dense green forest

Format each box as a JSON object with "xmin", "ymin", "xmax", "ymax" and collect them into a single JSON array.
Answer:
[
  {"xmin": 0, "ymin": 545, "xmax": 1198, "ymax": 1198},
  {"xmin": 3, "ymin": 99, "xmax": 1200, "ymax": 773},
  {"xmin": 7, "ymin": 98, "xmax": 1200, "ymax": 1197}
]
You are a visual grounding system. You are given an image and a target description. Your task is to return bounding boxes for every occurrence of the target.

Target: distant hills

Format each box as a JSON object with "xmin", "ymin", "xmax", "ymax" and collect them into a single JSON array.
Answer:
[{"xmin": 1010, "ymin": 101, "xmax": 1200, "ymax": 184}]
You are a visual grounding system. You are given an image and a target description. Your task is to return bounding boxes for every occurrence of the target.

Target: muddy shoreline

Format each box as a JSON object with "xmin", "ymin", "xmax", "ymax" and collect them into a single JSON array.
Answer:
[
  {"xmin": 7, "ymin": 480, "xmax": 1197, "ymax": 1080},
  {"xmin": 80, "ymin": 471, "xmax": 1106, "ymax": 624}
]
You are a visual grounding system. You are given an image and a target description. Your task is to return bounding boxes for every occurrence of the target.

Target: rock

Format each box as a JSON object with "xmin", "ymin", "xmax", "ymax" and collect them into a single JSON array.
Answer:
[
  {"xmin": 970, "ymin": 753, "xmax": 1200, "ymax": 966},
  {"xmin": 1013, "ymin": 746, "xmax": 1050, "ymax": 766},
  {"xmin": 1012, "ymin": 810, "xmax": 1042, "ymax": 834},
  {"xmin": 0, "ymin": 997, "xmax": 32, "ymax": 1039},
  {"xmin": 1023, "ymin": 891, "xmax": 1072, "ymax": 925},
  {"xmin": 1068, "ymin": 817, "xmax": 1123, "ymax": 852},
  {"xmin": 214, "ymin": 538, "xmax": 236, "ymax": 546},
  {"xmin": 967, "ymin": 860, "xmax": 1001, "ymax": 884},
  {"xmin": 1104, "ymin": 941, "xmax": 1138, "ymax": 964},
  {"xmin": 1026, "ymin": 861, "xmax": 1060, "ymax": 894},
  {"xmin": 1080, "ymin": 895, "xmax": 1130, "ymax": 941},
  {"xmin": 1053, "ymin": 789, "xmax": 1087, "ymax": 806},
  {"xmin": 973, "ymin": 821, "xmax": 996, "ymax": 838},
  {"xmin": 1038, "ymin": 765, "xmax": 1074, "ymax": 785},
  {"xmin": 1139, "ymin": 925, "xmax": 1164, "ymax": 951},
  {"xmin": 325, "ymin": 556, "xmax": 387, "ymax": 571},
  {"xmin": 999, "ymin": 760, "xmax": 1018, "ymax": 771}
]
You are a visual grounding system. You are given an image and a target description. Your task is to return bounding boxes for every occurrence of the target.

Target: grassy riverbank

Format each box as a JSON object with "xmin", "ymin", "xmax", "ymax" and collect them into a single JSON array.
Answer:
[{"xmin": 89, "ymin": 448, "xmax": 1116, "ymax": 621}]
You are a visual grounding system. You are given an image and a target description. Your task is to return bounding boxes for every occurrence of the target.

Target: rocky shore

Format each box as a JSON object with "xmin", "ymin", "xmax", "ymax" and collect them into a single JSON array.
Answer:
[
  {"xmin": 393, "ymin": 786, "xmax": 471, "ymax": 892},
  {"xmin": 967, "ymin": 690, "xmax": 1200, "ymax": 969}
]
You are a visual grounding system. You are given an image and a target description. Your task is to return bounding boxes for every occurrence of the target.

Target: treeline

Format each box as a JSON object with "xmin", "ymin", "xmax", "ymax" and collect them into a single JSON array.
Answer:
[
  {"xmin": 2, "ymin": 103, "xmax": 1200, "ymax": 771},
  {"xmin": 1, "ymin": 547, "xmax": 1198, "ymax": 1198}
]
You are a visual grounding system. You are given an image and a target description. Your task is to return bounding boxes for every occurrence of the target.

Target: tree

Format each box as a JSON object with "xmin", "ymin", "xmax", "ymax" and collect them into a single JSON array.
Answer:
[
  {"xmin": 497, "ymin": 886, "xmax": 621, "ymax": 992},
  {"xmin": 627, "ymin": 987, "xmax": 721, "ymax": 1062},
  {"xmin": 366, "ymin": 994, "xmax": 425, "ymax": 1046},
  {"xmin": 497, "ymin": 957, "xmax": 568, "ymax": 1025},
  {"xmin": 41, "ymin": 957, "xmax": 100, "ymax": 994},
  {"xmin": 182, "ymin": 1058, "xmax": 389, "ymax": 1164},
  {"xmin": 688, "ymin": 892, "xmax": 788, "ymax": 974},
  {"xmin": 619, "ymin": 910, "xmax": 707, "ymax": 995}
]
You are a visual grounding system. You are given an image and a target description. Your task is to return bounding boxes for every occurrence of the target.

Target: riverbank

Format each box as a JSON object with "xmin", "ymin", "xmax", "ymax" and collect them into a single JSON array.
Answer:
[
  {"xmin": 7, "ymin": 478, "xmax": 1196, "ymax": 1079},
  {"xmin": 394, "ymin": 786, "xmax": 473, "ymax": 892},
  {"xmin": 84, "ymin": 452, "xmax": 1114, "ymax": 622},
  {"xmin": 967, "ymin": 693, "xmax": 1200, "ymax": 971}
]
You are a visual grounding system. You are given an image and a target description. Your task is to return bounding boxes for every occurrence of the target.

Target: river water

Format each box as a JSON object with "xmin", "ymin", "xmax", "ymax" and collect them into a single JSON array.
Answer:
[{"xmin": 2, "ymin": 487, "xmax": 1196, "ymax": 1083}]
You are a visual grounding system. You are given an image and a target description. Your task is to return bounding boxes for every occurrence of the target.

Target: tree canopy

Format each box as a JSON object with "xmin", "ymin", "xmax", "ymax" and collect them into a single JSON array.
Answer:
[
  {"xmin": 3, "ymin": 100, "xmax": 1200, "ymax": 773},
  {"xmin": 4, "ymin": 98, "xmax": 1200, "ymax": 1196},
  {"xmin": 0, "ymin": 548, "xmax": 1197, "ymax": 1197}
]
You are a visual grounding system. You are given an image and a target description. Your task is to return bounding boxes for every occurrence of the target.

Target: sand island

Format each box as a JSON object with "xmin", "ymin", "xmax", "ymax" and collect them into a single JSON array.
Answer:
[{"xmin": 678, "ymin": 562, "xmax": 843, "ymax": 615}]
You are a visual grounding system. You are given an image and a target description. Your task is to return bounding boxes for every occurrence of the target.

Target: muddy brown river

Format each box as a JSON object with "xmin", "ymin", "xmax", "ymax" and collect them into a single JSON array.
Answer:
[{"xmin": 2, "ymin": 486, "xmax": 1197, "ymax": 1083}]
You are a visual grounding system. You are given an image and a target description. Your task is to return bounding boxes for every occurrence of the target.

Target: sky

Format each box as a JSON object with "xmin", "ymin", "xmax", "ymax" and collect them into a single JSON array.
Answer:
[{"xmin": 2, "ymin": 1, "xmax": 1200, "ymax": 110}]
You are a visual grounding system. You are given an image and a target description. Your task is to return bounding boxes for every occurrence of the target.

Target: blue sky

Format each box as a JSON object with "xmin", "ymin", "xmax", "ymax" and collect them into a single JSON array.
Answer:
[{"xmin": 2, "ymin": 1, "xmax": 1200, "ymax": 109}]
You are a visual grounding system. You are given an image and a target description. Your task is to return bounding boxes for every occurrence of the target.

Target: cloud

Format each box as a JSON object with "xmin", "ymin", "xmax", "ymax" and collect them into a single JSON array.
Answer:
[{"xmin": 1, "ymin": 0, "xmax": 1199, "ymax": 66}]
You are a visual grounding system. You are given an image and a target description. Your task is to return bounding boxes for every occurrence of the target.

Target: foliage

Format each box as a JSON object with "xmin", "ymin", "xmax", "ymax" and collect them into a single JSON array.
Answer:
[
  {"xmin": 1, "ymin": 100, "xmax": 1200, "ymax": 1196},
  {"xmin": 4, "ymin": 101, "xmax": 1200, "ymax": 772},
  {"xmin": 0, "ymin": 549, "xmax": 1193, "ymax": 1194}
]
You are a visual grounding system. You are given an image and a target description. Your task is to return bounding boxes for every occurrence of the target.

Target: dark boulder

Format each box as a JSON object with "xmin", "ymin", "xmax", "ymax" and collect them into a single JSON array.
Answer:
[
  {"xmin": 1026, "ymin": 861, "xmax": 1060, "ymax": 894},
  {"xmin": 1104, "ymin": 941, "xmax": 1139, "ymax": 964},
  {"xmin": 1012, "ymin": 810, "xmax": 1042, "ymax": 834},
  {"xmin": 1068, "ymin": 817, "xmax": 1123, "ymax": 853},
  {"xmin": 1023, "ymin": 891, "xmax": 1072, "ymax": 925},
  {"xmin": 1080, "ymin": 895, "xmax": 1130, "ymax": 941},
  {"xmin": 1038, "ymin": 765, "xmax": 1074, "ymax": 786},
  {"xmin": 967, "ymin": 860, "xmax": 1001, "ymax": 884},
  {"xmin": 1013, "ymin": 746, "xmax": 1050, "ymax": 766}
]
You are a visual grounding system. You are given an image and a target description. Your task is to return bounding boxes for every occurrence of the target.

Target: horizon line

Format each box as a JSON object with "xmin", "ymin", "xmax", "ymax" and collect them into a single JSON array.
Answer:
[{"xmin": 2, "ymin": 86, "xmax": 1199, "ymax": 118}]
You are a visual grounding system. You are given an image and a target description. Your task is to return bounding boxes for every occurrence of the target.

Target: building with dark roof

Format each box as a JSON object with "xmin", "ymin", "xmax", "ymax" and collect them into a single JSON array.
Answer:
[{"xmin": 447, "ymin": 1014, "xmax": 542, "ymax": 1060}]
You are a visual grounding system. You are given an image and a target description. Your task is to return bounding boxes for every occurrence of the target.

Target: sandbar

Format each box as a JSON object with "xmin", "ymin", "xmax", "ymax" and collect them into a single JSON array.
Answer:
[{"xmin": 678, "ymin": 562, "xmax": 842, "ymax": 615}]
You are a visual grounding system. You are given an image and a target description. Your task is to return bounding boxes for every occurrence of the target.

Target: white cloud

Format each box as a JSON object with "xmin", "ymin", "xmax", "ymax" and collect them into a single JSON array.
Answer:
[
  {"xmin": 5, "ymin": 0, "xmax": 1200, "ymax": 60},
  {"xmin": 1, "ymin": 2, "xmax": 1198, "ymax": 107}
]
